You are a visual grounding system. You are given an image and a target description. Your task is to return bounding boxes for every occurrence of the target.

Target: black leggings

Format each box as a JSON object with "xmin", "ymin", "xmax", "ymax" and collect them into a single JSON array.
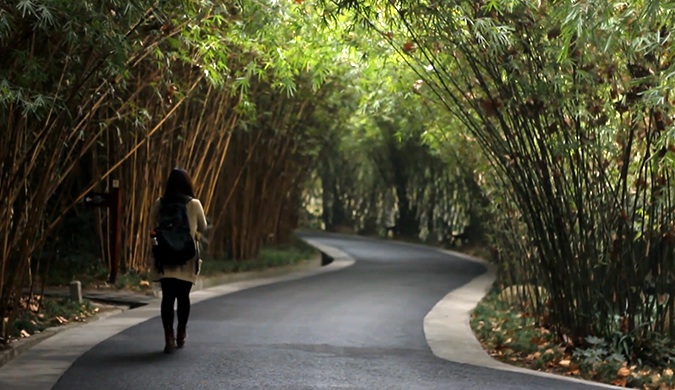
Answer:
[{"xmin": 160, "ymin": 278, "xmax": 193, "ymax": 331}]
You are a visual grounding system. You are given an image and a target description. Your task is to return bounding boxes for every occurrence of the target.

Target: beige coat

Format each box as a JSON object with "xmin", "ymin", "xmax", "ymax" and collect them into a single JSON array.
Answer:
[{"xmin": 150, "ymin": 197, "xmax": 208, "ymax": 284}]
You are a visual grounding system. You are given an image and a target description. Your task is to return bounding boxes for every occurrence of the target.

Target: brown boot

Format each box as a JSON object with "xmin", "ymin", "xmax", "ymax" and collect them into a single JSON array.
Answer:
[
  {"xmin": 176, "ymin": 326, "xmax": 187, "ymax": 348},
  {"xmin": 164, "ymin": 329, "xmax": 176, "ymax": 354}
]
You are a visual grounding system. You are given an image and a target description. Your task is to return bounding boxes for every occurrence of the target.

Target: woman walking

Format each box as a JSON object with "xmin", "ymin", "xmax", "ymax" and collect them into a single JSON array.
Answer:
[{"xmin": 151, "ymin": 168, "xmax": 208, "ymax": 353}]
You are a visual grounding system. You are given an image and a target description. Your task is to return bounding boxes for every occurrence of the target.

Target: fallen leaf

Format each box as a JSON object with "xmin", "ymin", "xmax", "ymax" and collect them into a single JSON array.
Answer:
[
  {"xmin": 140, "ymin": 280, "xmax": 150, "ymax": 287},
  {"xmin": 611, "ymin": 378, "xmax": 627, "ymax": 387},
  {"xmin": 617, "ymin": 367, "xmax": 630, "ymax": 378},
  {"xmin": 663, "ymin": 368, "xmax": 673, "ymax": 378},
  {"xmin": 651, "ymin": 374, "xmax": 661, "ymax": 384},
  {"xmin": 20, "ymin": 330, "xmax": 30, "ymax": 338},
  {"xmin": 559, "ymin": 359, "xmax": 571, "ymax": 368},
  {"xmin": 526, "ymin": 352, "xmax": 541, "ymax": 360}
]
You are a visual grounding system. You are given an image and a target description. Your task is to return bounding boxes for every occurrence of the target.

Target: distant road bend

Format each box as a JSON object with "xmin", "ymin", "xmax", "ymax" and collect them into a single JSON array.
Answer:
[{"xmin": 53, "ymin": 232, "xmax": 610, "ymax": 390}]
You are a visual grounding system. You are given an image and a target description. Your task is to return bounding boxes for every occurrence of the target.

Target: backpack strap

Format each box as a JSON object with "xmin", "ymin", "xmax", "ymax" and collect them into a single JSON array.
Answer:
[{"xmin": 161, "ymin": 194, "xmax": 193, "ymax": 205}]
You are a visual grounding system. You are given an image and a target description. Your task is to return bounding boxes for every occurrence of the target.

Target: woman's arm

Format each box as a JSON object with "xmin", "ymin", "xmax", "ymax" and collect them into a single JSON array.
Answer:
[{"xmin": 194, "ymin": 199, "xmax": 208, "ymax": 234}]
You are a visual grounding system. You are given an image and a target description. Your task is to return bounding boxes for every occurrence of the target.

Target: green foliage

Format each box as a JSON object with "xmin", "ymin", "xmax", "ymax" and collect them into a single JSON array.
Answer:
[
  {"xmin": 10, "ymin": 297, "xmax": 96, "ymax": 339},
  {"xmin": 40, "ymin": 297, "xmax": 93, "ymax": 319},
  {"xmin": 202, "ymin": 236, "xmax": 316, "ymax": 276},
  {"xmin": 471, "ymin": 288, "xmax": 560, "ymax": 359},
  {"xmin": 115, "ymin": 270, "xmax": 151, "ymax": 291},
  {"xmin": 574, "ymin": 336, "xmax": 624, "ymax": 369},
  {"xmin": 308, "ymin": 27, "xmax": 481, "ymax": 241},
  {"xmin": 0, "ymin": 0, "xmax": 147, "ymax": 113}
]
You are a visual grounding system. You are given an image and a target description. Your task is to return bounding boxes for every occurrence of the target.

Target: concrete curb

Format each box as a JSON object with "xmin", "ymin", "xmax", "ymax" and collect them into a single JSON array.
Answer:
[
  {"xmin": 0, "ymin": 307, "xmax": 126, "ymax": 370},
  {"xmin": 0, "ymin": 326, "xmax": 66, "ymax": 369},
  {"xmin": 195, "ymin": 255, "xmax": 323, "ymax": 290},
  {"xmin": 0, "ymin": 245, "xmax": 355, "ymax": 390},
  {"xmin": 425, "ymin": 247, "xmax": 623, "ymax": 389},
  {"xmin": 423, "ymin": 250, "xmax": 496, "ymax": 367}
]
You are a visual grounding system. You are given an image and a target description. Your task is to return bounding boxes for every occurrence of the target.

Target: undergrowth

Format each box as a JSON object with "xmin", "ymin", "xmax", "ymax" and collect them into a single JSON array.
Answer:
[
  {"xmin": 5, "ymin": 296, "xmax": 99, "ymax": 344},
  {"xmin": 471, "ymin": 288, "xmax": 675, "ymax": 389},
  {"xmin": 201, "ymin": 236, "xmax": 316, "ymax": 276}
]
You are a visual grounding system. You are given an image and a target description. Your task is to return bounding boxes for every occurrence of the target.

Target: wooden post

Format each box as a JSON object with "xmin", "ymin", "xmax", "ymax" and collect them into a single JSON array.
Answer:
[
  {"xmin": 84, "ymin": 183, "xmax": 121, "ymax": 284},
  {"xmin": 108, "ymin": 179, "xmax": 121, "ymax": 284}
]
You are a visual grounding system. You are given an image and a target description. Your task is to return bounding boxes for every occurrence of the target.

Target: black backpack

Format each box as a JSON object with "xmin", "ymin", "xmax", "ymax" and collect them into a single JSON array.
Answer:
[{"xmin": 152, "ymin": 195, "xmax": 196, "ymax": 267}]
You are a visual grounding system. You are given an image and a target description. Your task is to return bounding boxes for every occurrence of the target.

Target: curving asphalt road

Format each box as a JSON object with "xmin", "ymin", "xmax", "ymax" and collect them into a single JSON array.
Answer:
[{"xmin": 43, "ymin": 233, "xmax": 611, "ymax": 389}]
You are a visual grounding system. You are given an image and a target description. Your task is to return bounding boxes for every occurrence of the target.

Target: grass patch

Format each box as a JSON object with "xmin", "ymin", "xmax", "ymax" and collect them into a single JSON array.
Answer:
[
  {"xmin": 471, "ymin": 287, "xmax": 675, "ymax": 389},
  {"xmin": 114, "ymin": 271, "xmax": 152, "ymax": 291},
  {"xmin": 201, "ymin": 236, "xmax": 317, "ymax": 276},
  {"xmin": 6, "ymin": 296, "xmax": 100, "ymax": 344},
  {"xmin": 471, "ymin": 289, "xmax": 562, "ymax": 369}
]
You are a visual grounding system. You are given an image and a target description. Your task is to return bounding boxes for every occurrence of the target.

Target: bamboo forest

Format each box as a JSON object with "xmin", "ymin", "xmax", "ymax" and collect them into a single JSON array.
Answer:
[{"xmin": 1, "ymin": 0, "xmax": 675, "ymax": 388}]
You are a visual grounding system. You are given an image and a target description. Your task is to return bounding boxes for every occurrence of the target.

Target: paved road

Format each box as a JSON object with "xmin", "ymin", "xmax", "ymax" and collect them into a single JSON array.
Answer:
[{"xmin": 52, "ymin": 233, "xmax": 608, "ymax": 389}]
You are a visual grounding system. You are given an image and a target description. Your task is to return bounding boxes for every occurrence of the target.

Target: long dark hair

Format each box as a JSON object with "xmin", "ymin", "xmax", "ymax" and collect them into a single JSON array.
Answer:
[{"xmin": 163, "ymin": 168, "xmax": 195, "ymax": 199}]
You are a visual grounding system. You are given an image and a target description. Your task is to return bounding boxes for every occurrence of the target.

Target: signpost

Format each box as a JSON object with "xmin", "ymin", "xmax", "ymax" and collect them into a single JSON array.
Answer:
[{"xmin": 84, "ymin": 179, "xmax": 121, "ymax": 284}]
